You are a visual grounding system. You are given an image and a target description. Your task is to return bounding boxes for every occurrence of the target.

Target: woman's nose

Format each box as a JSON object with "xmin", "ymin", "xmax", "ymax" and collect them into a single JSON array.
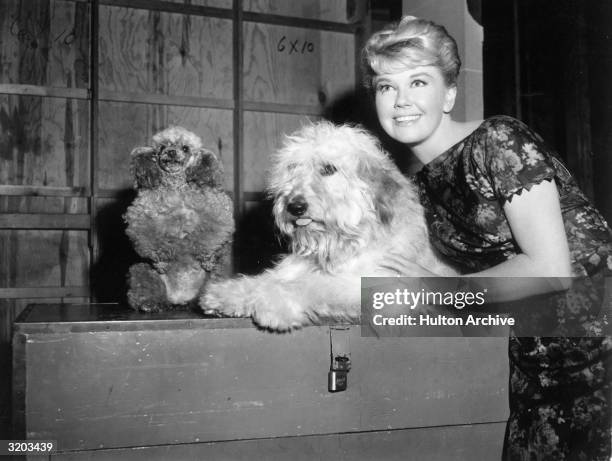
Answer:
[{"xmin": 394, "ymin": 88, "xmax": 412, "ymax": 108}]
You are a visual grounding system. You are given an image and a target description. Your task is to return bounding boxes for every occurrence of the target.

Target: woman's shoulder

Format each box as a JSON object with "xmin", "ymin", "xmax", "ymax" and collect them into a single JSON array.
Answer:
[{"xmin": 477, "ymin": 115, "xmax": 541, "ymax": 141}]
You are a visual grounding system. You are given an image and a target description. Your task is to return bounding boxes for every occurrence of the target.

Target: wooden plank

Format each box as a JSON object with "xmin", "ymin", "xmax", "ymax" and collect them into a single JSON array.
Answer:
[
  {"xmin": 242, "ymin": 24, "xmax": 355, "ymax": 108},
  {"xmin": 0, "ymin": 0, "xmax": 90, "ymax": 87},
  {"xmin": 90, "ymin": 0, "xmax": 100, "ymax": 271},
  {"xmin": 244, "ymin": 0, "xmax": 347, "ymax": 22},
  {"xmin": 243, "ymin": 12, "xmax": 359, "ymax": 33},
  {"xmin": 97, "ymin": 101, "xmax": 233, "ymax": 191},
  {"xmin": 319, "ymin": 30, "xmax": 355, "ymax": 105},
  {"xmin": 0, "ymin": 84, "xmax": 88, "ymax": 99},
  {"xmin": 0, "ymin": 287, "xmax": 89, "ymax": 298},
  {"xmin": 99, "ymin": 0, "xmax": 360, "ymax": 32},
  {"xmin": 49, "ymin": 423, "xmax": 506, "ymax": 460},
  {"xmin": 0, "ymin": 94, "xmax": 90, "ymax": 199},
  {"xmin": 243, "ymin": 112, "xmax": 319, "ymax": 193},
  {"xmin": 243, "ymin": 101, "xmax": 321, "ymax": 116},
  {"xmin": 98, "ymin": 6, "xmax": 233, "ymax": 100},
  {"xmin": 232, "ymin": 0, "xmax": 244, "ymax": 224},
  {"xmin": 0, "ymin": 207, "xmax": 89, "ymax": 295},
  {"xmin": 100, "ymin": 0, "xmax": 233, "ymax": 18},
  {"xmin": 0, "ymin": 185, "xmax": 89, "ymax": 197},
  {"xmin": 13, "ymin": 308, "xmax": 509, "ymax": 450},
  {"xmin": 0, "ymin": 213, "xmax": 90, "ymax": 229},
  {"xmin": 97, "ymin": 90, "xmax": 234, "ymax": 110}
]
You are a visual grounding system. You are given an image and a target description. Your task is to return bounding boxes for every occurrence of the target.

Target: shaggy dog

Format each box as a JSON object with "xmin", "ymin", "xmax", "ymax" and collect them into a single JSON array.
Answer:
[
  {"xmin": 201, "ymin": 122, "xmax": 455, "ymax": 330},
  {"xmin": 124, "ymin": 126, "xmax": 234, "ymax": 312}
]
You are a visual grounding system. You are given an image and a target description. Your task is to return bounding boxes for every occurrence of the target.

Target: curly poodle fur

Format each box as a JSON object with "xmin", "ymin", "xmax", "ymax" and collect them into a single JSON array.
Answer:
[
  {"xmin": 124, "ymin": 126, "xmax": 234, "ymax": 312},
  {"xmin": 201, "ymin": 122, "xmax": 455, "ymax": 330}
]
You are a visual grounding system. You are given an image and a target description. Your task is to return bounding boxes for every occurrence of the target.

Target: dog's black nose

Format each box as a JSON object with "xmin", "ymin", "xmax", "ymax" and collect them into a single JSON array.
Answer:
[{"xmin": 287, "ymin": 197, "xmax": 308, "ymax": 217}]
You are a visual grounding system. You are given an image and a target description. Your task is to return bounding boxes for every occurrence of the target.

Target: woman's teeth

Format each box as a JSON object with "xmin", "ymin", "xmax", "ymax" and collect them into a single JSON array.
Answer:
[{"xmin": 395, "ymin": 115, "xmax": 421, "ymax": 123}]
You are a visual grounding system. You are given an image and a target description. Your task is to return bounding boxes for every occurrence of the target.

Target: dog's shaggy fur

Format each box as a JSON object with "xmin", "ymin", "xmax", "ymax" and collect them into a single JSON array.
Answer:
[
  {"xmin": 124, "ymin": 126, "xmax": 234, "ymax": 312},
  {"xmin": 201, "ymin": 122, "xmax": 455, "ymax": 330}
]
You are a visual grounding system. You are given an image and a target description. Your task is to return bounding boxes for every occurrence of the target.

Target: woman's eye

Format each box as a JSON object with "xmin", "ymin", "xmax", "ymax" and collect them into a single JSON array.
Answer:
[
  {"xmin": 411, "ymin": 79, "xmax": 427, "ymax": 88},
  {"xmin": 376, "ymin": 83, "xmax": 393, "ymax": 93},
  {"xmin": 320, "ymin": 163, "xmax": 337, "ymax": 176}
]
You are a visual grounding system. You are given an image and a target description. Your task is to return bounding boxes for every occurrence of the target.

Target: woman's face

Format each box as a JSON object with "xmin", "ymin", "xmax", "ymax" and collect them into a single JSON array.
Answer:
[{"xmin": 374, "ymin": 65, "xmax": 456, "ymax": 147}]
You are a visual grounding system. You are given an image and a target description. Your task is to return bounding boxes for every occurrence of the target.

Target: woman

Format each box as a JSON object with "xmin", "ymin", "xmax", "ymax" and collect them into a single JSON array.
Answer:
[{"xmin": 362, "ymin": 16, "xmax": 612, "ymax": 460}]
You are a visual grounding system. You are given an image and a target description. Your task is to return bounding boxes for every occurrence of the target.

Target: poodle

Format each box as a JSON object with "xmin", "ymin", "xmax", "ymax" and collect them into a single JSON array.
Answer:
[{"xmin": 124, "ymin": 126, "xmax": 234, "ymax": 312}]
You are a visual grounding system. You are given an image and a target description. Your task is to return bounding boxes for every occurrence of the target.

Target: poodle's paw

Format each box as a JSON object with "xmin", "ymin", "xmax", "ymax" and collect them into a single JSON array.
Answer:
[
  {"xmin": 127, "ymin": 263, "xmax": 169, "ymax": 312},
  {"xmin": 200, "ymin": 278, "xmax": 257, "ymax": 318}
]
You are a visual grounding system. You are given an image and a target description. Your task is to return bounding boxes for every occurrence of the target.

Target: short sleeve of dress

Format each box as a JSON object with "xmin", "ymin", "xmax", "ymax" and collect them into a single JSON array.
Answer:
[{"xmin": 477, "ymin": 116, "xmax": 558, "ymax": 204}]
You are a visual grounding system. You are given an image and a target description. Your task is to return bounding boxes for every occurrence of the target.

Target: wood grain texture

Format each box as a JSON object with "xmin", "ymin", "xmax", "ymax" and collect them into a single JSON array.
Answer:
[
  {"xmin": 0, "ymin": 95, "xmax": 90, "ymax": 189},
  {"xmin": 14, "ymin": 317, "xmax": 509, "ymax": 451},
  {"xmin": 0, "ymin": 230, "xmax": 88, "ymax": 288},
  {"xmin": 242, "ymin": 23, "xmax": 355, "ymax": 108},
  {"xmin": 319, "ymin": 30, "xmax": 355, "ymax": 104},
  {"xmin": 243, "ymin": 23, "xmax": 320, "ymax": 106},
  {"xmin": 0, "ymin": 0, "xmax": 90, "ymax": 88},
  {"xmin": 141, "ymin": 0, "xmax": 232, "ymax": 8},
  {"xmin": 97, "ymin": 101, "xmax": 233, "ymax": 191},
  {"xmin": 243, "ymin": 111, "xmax": 318, "ymax": 192},
  {"xmin": 244, "ymin": 0, "xmax": 349, "ymax": 23},
  {"xmin": 50, "ymin": 423, "xmax": 506, "ymax": 460},
  {"xmin": 98, "ymin": 6, "xmax": 233, "ymax": 100}
]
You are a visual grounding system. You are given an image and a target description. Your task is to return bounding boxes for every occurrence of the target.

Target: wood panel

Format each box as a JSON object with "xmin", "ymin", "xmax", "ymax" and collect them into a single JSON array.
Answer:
[
  {"xmin": 244, "ymin": 0, "xmax": 351, "ymax": 23},
  {"xmin": 50, "ymin": 423, "xmax": 506, "ymax": 460},
  {"xmin": 0, "ymin": 230, "xmax": 88, "ymax": 289},
  {"xmin": 243, "ymin": 111, "xmax": 317, "ymax": 193},
  {"xmin": 0, "ymin": 94, "xmax": 90, "ymax": 189},
  {"xmin": 163, "ymin": 0, "xmax": 232, "ymax": 7},
  {"xmin": 320, "ymin": 30, "xmax": 356, "ymax": 104},
  {"xmin": 0, "ymin": 0, "xmax": 90, "ymax": 88},
  {"xmin": 98, "ymin": 6, "xmax": 233, "ymax": 100},
  {"xmin": 243, "ymin": 23, "xmax": 355, "ymax": 107},
  {"xmin": 97, "ymin": 101, "xmax": 233, "ymax": 191},
  {"xmin": 13, "ymin": 306, "xmax": 509, "ymax": 452}
]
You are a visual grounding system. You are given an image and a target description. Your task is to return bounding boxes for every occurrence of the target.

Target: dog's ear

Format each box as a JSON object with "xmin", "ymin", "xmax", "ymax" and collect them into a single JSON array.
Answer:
[
  {"xmin": 186, "ymin": 148, "xmax": 225, "ymax": 189},
  {"xmin": 130, "ymin": 146, "xmax": 162, "ymax": 189},
  {"xmin": 371, "ymin": 166, "xmax": 403, "ymax": 226}
]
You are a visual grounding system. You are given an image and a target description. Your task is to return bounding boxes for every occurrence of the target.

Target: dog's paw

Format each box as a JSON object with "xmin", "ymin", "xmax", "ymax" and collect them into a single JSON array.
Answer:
[
  {"xmin": 200, "ymin": 278, "xmax": 255, "ymax": 318},
  {"xmin": 251, "ymin": 303, "xmax": 309, "ymax": 332},
  {"xmin": 247, "ymin": 287, "xmax": 310, "ymax": 331}
]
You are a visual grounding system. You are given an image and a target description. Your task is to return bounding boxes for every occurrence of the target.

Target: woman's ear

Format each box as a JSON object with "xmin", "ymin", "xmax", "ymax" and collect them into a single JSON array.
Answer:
[
  {"xmin": 130, "ymin": 147, "xmax": 162, "ymax": 189},
  {"xmin": 443, "ymin": 85, "xmax": 457, "ymax": 113}
]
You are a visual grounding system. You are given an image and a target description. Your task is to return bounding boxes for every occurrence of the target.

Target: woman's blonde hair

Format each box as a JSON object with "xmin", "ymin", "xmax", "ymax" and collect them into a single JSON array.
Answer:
[{"xmin": 362, "ymin": 16, "xmax": 461, "ymax": 90}]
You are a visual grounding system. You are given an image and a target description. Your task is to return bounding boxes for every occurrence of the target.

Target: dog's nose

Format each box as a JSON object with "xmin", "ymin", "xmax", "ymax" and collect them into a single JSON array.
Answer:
[
  {"xmin": 287, "ymin": 197, "xmax": 308, "ymax": 217},
  {"xmin": 164, "ymin": 148, "xmax": 178, "ymax": 158}
]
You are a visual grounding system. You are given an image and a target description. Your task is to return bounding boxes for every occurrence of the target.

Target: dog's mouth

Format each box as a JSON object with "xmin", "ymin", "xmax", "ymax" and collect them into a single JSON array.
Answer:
[
  {"xmin": 295, "ymin": 217, "xmax": 313, "ymax": 227},
  {"xmin": 159, "ymin": 148, "xmax": 186, "ymax": 173}
]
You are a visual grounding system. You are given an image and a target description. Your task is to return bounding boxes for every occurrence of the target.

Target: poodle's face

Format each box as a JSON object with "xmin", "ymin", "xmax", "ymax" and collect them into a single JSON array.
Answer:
[
  {"xmin": 157, "ymin": 142, "xmax": 191, "ymax": 174},
  {"xmin": 130, "ymin": 127, "xmax": 225, "ymax": 190}
]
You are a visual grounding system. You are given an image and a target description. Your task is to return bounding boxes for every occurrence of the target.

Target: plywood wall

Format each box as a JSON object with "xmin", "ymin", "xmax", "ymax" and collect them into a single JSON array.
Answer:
[
  {"xmin": 0, "ymin": 0, "xmax": 367, "ymax": 340},
  {"xmin": 0, "ymin": 0, "xmax": 91, "ymax": 332}
]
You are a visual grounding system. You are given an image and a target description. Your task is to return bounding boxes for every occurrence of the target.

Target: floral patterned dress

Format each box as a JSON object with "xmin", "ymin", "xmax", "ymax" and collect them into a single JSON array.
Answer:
[{"xmin": 414, "ymin": 116, "xmax": 612, "ymax": 460}]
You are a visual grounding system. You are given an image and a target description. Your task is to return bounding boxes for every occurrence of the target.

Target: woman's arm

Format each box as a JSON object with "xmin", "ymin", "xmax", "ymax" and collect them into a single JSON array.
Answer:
[{"xmin": 465, "ymin": 179, "xmax": 572, "ymax": 301}]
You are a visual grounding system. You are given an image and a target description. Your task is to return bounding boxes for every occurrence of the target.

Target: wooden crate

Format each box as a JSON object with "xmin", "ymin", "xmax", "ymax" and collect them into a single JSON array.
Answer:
[{"xmin": 13, "ymin": 304, "xmax": 509, "ymax": 460}]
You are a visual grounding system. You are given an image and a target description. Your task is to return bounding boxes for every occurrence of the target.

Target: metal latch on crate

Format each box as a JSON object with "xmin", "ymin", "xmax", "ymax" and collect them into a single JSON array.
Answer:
[{"xmin": 328, "ymin": 325, "xmax": 352, "ymax": 392}]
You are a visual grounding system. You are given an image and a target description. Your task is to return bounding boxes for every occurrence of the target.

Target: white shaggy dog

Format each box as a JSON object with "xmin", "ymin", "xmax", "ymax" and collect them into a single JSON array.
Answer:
[{"xmin": 201, "ymin": 122, "xmax": 455, "ymax": 330}]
